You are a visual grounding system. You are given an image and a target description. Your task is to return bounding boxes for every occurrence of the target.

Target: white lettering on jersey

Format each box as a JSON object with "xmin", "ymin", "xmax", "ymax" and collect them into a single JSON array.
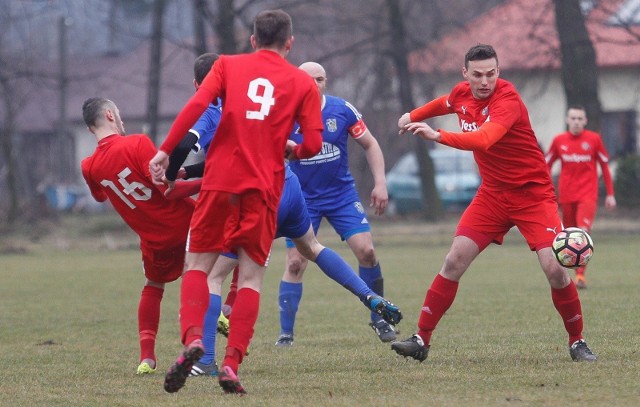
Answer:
[
  {"xmin": 460, "ymin": 119, "xmax": 479, "ymax": 132},
  {"xmin": 246, "ymin": 78, "xmax": 275, "ymax": 120},
  {"xmin": 561, "ymin": 153, "xmax": 592, "ymax": 163},
  {"xmin": 298, "ymin": 142, "xmax": 340, "ymax": 165}
]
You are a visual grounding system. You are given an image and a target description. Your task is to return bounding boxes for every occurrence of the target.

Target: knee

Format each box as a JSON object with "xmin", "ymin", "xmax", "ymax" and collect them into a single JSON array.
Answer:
[
  {"xmin": 356, "ymin": 246, "xmax": 377, "ymax": 267},
  {"xmin": 286, "ymin": 256, "xmax": 308, "ymax": 278}
]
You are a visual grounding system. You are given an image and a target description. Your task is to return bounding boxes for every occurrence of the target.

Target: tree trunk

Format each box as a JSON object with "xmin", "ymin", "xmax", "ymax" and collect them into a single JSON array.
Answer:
[
  {"xmin": 192, "ymin": 0, "xmax": 208, "ymax": 56},
  {"xmin": 147, "ymin": 0, "xmax": 166, "ymax": 143},
  {"xmin": 0, "ymin": 79, "xmax": 19, "ymax": 224},
  {"xmin": 216, "ymin": 0, "xmax": 238, "ymax": 54},
  {"xmin": 385, "ymin": 0, "xmax": 442, "ymax": 221},
  {"xmin": 553, "ymin": 0, "xmax": 602, "ymax": 131}
]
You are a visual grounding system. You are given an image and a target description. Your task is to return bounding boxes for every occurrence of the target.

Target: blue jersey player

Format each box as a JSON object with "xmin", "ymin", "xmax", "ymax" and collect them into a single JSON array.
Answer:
[
  {"xmin": 282, "ymin": 61, "xmax": 394, "ymax": 344},
  {"xmin": 163, "ymin": 54, "xmax": 402, "ymax": 375}
]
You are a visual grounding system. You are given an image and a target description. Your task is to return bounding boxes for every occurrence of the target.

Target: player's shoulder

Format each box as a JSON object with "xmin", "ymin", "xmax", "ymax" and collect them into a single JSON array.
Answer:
[{"xmin": 494, "ymin": 79, "xmax": 521, "ymax": 99}]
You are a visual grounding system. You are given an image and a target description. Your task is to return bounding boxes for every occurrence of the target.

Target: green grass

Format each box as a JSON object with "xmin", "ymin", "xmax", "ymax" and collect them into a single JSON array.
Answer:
[{"xmin": 1, "ymin": 214, "xmax": 639, "ymax": 406}]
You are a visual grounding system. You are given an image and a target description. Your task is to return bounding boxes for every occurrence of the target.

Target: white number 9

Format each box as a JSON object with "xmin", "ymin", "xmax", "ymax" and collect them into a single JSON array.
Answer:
[{"xmin": 246, "ymin": 78, "xmax": 275, "ymax": 120}]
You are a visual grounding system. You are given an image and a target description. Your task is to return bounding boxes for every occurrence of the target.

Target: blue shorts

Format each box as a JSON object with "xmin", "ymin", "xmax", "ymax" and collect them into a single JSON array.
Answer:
[{"xmin": 285, "ymin": 187, "xmax": 370, "ymax": 248}]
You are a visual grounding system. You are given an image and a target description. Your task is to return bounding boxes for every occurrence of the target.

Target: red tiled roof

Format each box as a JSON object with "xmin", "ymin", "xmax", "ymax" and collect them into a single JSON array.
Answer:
[{"xmin": 410, "ymin": 0, "xmax": 640, "ymax": 74}]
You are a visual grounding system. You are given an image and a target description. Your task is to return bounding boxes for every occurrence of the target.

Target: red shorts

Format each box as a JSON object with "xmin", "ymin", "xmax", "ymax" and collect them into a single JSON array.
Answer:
[
  {"xmin": 456, "ymin": 183, "xmax": 563, "ymax": 252},
  {"xmin": 140, "ymin": 241, "xmax": 186, "ymax": 283},
  {"xmin": 559, "ymin": 201, "xmax": 597, "ymax": 232},
  {"xmin": 187, "ymin": 190, "xmax": 277, "ymax": 266}
]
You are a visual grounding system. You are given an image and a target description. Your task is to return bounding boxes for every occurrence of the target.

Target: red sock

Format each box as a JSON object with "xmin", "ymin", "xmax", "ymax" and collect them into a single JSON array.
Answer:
[
  {"xmin": 575, "ymin": 266, "xmax": 586, "ymax": 279},
  {"xmin": 224, "ymin": 266, "xmax": 240, "ymax": 309},
  {"xmin": 179, "ymin": 270, "xmax": 209, "ymax": 345},
  {"xmin": 417, "ymin": 274, "xmax": 459, "ymax": 345},
  {"xmin": 551, "ymin": 280, "xmax": 584, "ymax": 344},
  {"xmin": 223, "ymin": 287, "xmax": 260, "ymax": 373},
  {"xmin": 138, "ymin": 285, "xmax": 164, "ymax": 363}
]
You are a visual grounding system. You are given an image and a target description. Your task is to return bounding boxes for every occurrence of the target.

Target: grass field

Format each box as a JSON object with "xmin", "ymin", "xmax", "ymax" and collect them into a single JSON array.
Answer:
[{"xmin": 1, "ymin": 213, "xmax": 639, "ymax": 406}]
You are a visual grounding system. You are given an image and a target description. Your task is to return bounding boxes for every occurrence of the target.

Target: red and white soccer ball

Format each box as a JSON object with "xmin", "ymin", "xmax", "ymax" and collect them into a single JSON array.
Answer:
[{"xmin": 552, "ymin": 227, "xmax": 594, "ymax": 268}]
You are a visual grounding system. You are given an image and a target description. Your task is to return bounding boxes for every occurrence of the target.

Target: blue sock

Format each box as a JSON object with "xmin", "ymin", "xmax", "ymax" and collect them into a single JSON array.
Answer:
[
  {"xmin": 359, "ymin": 263, "xmax": 383, "ymax": 322},
  {"xmin": 315, "ymin": 248, "xmax": 372, "ymax": 301},
  {"xmin": 199, "ymin": 293, "xmax": 221, "ymax": 365},
  {"xmin": 279, "ymin": 281, "xmax": 302, "ymax": 335}
]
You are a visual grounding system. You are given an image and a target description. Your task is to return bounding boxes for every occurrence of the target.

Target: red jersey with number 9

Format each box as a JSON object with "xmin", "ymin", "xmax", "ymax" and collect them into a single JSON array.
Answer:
[
  {"xmin": 81, "ymin": 134, "xmax": 194, "ymax": 249},
  {"xmin": 160, "ymin": 50, "xmax": 323, "ymax": 211}
]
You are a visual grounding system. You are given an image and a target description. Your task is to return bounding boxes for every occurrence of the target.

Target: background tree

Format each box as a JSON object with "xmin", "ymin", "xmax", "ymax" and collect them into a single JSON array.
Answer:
[{"xmin": 553, "ymin": 0, "xmax": 602, "ymax": 131}]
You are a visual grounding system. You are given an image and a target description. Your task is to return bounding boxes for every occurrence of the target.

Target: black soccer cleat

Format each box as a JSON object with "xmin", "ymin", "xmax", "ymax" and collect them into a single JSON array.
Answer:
[
  {"xmin": 391, "ymin": 334, "xmax": 430, "ymax": 362},
  {"xmin": 569, "ymin": 339, "xmax": 597, "ymax": 362},
  {"xmin": 366, "ymin": 295, "xmax": 403, "ymax": 326}
]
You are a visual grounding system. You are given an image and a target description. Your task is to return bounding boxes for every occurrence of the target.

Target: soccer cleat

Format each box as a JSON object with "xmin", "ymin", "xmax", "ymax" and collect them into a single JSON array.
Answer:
[
  {"xmin": 189, "ymin": 361, "xmax": 218, "ymax": 377},
  {"xmin": 365, "ymin": 295, "xmax": 403, "ymax": 325},
  {"xmin": 136, "ymin": 361, "xmax": 156, "ymax": 375},
  {"xmin": 275, "ymin": 333, "xmax": 294, "ymax": 347},
  {"xmin": 570, "ymin": 339, "xmax": 597, "ymax": 362},
  {"xmin": 575, "ymin": 276, "xmax": 587, "ymax": 290},
  {"xmin": 217, "ymin": 312, "xmax": 230, "ymax": 338},
  {"xmin": 369, "ymin": 320, "xmax": 397, "ymax": 342},
  {"xmin": 391, "ymin": 334, "xmax": 430, "ymax": 362},
  {"xmin": 218, "ymin": 366, "xmax": 247, "ymax": 395},
  {"xmin": 163, "ymin": 339, "xmax": 205, "ymax": 393}
]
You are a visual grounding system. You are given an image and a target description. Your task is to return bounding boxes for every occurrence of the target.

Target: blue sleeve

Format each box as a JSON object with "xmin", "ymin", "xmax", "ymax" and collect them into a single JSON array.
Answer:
[{"xmin": 190, "ymin": 104, "xmax": 222, "ymax": 153}]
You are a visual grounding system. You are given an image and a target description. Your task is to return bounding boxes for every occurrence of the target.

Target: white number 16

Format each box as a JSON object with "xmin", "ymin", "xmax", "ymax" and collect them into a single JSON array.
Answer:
[{"xmin": 246, "ymin": 78, "xmax": 275, "ymax": 120}]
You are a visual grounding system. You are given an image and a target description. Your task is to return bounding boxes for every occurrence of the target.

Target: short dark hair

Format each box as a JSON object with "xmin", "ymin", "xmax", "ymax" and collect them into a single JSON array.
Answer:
[
  {"xmin": 464, "ymin": 44, "xmax": 498, "ymax": 68},
  {"xmin": 253, "ymin": 9, "xmax": 292, "ymax": 48},
  {"xmin": 568, "ymin": 104, "xmax": 586, "ymax": 112},
  {"xmin": 193, "ymin": 53, "xmax": 219, "ymax": 85},
  {"xmin": 82, "ymin": 97, "xmax": 112, "ymax": 128}
]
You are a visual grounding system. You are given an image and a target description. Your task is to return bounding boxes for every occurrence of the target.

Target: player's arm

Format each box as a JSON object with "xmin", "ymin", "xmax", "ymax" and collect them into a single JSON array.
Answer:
[
  {"xmin": 165, "ymin": 132, "xmax": 199, "ymax": 181},
  {"xmin": 182, "ymin": 160, "xmax": 205, "ymax": 179},
  {"xmin": 544, "ymin": 140, "xmax": 560, "ymax": 173},
  {"xmin": 398, "ymin": 95, "xmax": 451, "ymax": 130},
  {"xmin": 354, "ymin": 128, "xmax": 388, "ymax": 215},
  {"xmin": 403, "ymin": 121, "xmax": 507, "ymax": 151},
  {"xmin": 159, "ymin": 179, "xmax": 202, "ymax": 200},
  {"xmin": 595, "ymin": 144, "xmax": 616, "ymax": 209},
  {"xmin": 288, "ymin": 84, "xmax": 323, "ymax": 160}
]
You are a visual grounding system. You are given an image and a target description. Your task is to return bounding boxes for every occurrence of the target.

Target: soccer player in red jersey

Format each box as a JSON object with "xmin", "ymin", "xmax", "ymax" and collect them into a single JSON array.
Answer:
[
  {"xmin": 150, "ymin": 9, "xmax": 323, "ymax": 394},
  {"xmin": 546, "ymin": 106, "xmax": 616, "ymax": 289},
  {"xmin": 80, "ymin": 97, "xmax": 200, "ymax": 376},
  {"xmin": 392, "ymin": 44, "xmax": 597, "ymax": 363}
]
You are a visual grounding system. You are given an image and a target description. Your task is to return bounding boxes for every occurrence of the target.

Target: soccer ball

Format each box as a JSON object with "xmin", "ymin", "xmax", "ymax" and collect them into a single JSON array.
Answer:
[{"xmin": 552, "ymin": 227, "xmax": 594, "ymax": 268}]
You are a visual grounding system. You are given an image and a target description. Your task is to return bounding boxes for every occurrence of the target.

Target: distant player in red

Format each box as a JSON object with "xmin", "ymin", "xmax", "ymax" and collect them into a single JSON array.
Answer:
[
  {"xmin": 80, "ymin": 97, "xmax": 200, "ymax": 376},
  {"xmin": 546, "ymin": 106, "xmax": 616, "ymax": 289},
  {"xmin": 150, "ymin": 9, "xmax": 323, "ymax": 394},
  {"xmin": 392, "ymin": 44, "xmax": 597, "ymax": 363}
]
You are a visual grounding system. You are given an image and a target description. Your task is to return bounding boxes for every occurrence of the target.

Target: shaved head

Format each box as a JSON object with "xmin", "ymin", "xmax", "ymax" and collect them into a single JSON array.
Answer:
[{"xmin": 299, "ymin": 61, "xmax": 327, "ymax": 94}]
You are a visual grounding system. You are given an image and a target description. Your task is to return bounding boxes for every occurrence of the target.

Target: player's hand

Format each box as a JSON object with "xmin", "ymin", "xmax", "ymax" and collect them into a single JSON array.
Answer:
[
  {"xmin": 403, "ymin": 122, "xmax": 441, "ymax": 142},
  {"xmin": 605, "ymin": 195, "xmax": 616, "ymax": 210},
  {"xmin": 285, "ymin": 140, "xmax": 299, "ymax": 161},
  {"xmin": 162, "ymin": 175, "xmax": 176, "ymax": 197},
  {"xmin": 149, "ymin": 151, "xmax": 169, "ymax": 185},
  {"xmin": 370, "ymin": 184, "xmax": 389, "ymax": 216},
  {"xmin": 176, "ymin": 167, "xmax": 187, "ymax": 180},
  {"xmin": 398, "ymin": 112, "xmax": 411, "ymax": 134}
]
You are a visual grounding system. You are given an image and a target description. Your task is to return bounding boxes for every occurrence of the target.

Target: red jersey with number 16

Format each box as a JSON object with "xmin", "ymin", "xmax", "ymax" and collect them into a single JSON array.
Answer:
[
  {"xmin": 81, "ymin": 134, "xmax": 194, "ymax": 249},
  {"xmin": 446, "ymin": 79, "xmax": 552, "ymax": 190},
  {"xmin": 160, "ymin": 50, "xmax": 323, "ymax": 210}
]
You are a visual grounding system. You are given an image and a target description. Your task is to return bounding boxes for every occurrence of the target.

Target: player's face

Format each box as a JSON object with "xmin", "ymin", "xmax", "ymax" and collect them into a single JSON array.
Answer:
[
  {"xmin": 566, "ymin": 108, "xmax": 587, "ymax": 135},
  {"xmin": 463, "ymin": 58, "xmax": 499, "ymax": 99},
  {"xmin": 300, "ymin": 63, "xmax": 327, "ymax": 94},
  {"xmin": 113, "ymin": 106, "xmax": 126, "ymax": 136}
]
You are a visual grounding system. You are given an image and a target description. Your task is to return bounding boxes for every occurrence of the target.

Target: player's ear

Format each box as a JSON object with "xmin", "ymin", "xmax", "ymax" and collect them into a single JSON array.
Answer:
[{"xmin": 250, "ymin": 34, "xmax": 256, "ymax": 49}]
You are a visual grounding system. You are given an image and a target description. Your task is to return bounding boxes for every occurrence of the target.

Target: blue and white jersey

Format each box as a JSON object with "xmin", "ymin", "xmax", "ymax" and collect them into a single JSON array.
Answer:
[
  {"xmin": 189, "ymin": 98, "xmax": 222, "ymax": 153},
  {"xmin": 289, "ymin": 94, "xmax": 367, "ymax": 201}
]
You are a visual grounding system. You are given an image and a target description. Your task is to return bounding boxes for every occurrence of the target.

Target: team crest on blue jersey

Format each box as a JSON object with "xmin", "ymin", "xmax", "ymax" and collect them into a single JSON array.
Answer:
[
  {"xmin": 326, "ymin": 118, "xmax": 338, "ymax": 132},
  {"xmin": 354, "ymin": 201, "xmax": 365, "ymax": 214}
]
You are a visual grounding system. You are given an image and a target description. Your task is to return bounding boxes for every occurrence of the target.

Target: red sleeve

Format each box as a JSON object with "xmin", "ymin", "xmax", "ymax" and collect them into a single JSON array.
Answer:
[
  {"xmin": 162, "ymin": 180, "xmax": 202, "ymax": 200},
  {"xmin": 438, "ymin": 122, "xmax": 507, "ymax": 151},
  {"xmin": 545, "ymin": 138, "xmax": 560, "ymax": 171},
  {"xmin": 159, "ymin": 59, "xmax": 223, "ymax": 155},
  {"xmin": 293, "ymin": 82, "xmax": 323, "ymax": 159},
  {"xmin": 595, "ymin": 138, "xmax": 615, "ymax": 196},
  {"xmin": 409, "ymin": 95, "xmax": 451, "ymax": 121}
]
